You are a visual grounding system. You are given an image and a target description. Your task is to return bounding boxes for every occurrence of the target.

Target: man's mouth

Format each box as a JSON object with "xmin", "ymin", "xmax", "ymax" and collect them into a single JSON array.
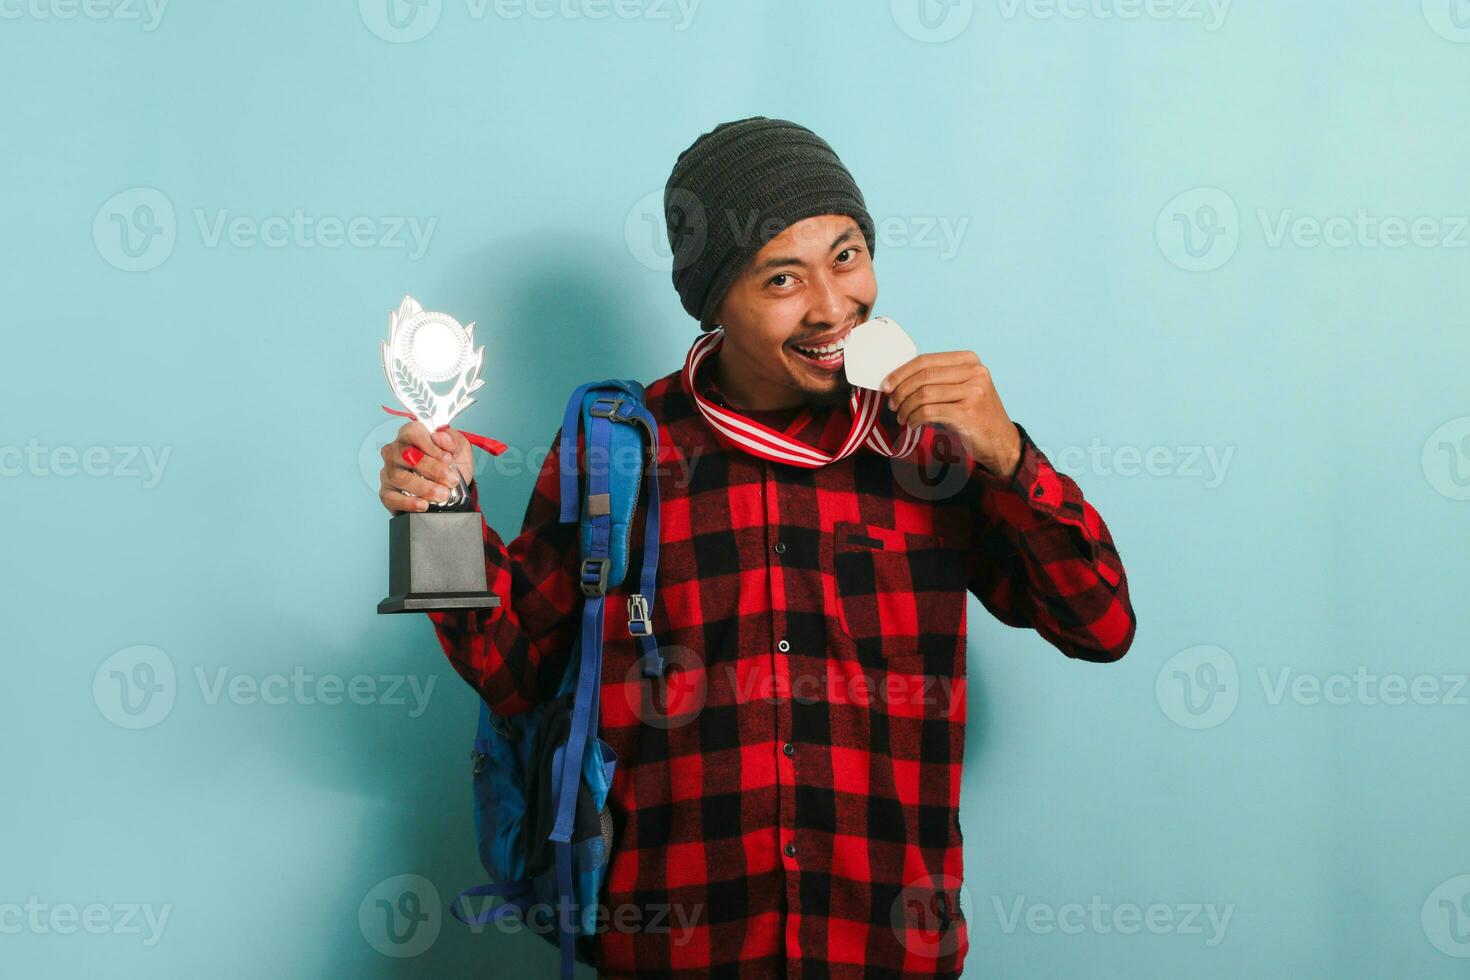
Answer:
[{"xmin": 788, "ymin": 323, "xmax": 855, "ymax": 371}]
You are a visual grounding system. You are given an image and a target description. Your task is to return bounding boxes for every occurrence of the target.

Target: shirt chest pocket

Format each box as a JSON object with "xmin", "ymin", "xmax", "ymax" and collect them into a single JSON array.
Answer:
[{"xmin": 830, "ymin": 521, "xmax": 968, "ymax": 672}]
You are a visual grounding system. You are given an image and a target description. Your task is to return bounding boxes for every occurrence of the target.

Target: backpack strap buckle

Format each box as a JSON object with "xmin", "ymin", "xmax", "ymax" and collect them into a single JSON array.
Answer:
[
  {"xmin": 589, "ymin": 396, "xmax": 632, "ymax": 422},
  {"xmin": 580, "ymin": 557, "xmax": 610, "ymax": 597},
  {"xmin": 626, "ymin": 594, "xmax": 652, "ymax": 636}
]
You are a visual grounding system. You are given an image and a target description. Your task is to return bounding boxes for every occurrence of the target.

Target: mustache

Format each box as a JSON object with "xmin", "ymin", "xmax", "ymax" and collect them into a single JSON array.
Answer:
[{"xmin": 789, "ymin": 307, "xmax": 867, "ymax": 346}]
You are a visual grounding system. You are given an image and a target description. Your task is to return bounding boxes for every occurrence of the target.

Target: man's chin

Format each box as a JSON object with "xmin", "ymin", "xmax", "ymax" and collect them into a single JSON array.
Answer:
[{"xmin": 801, "ymin": 380, "xmax": 853, "ymax": 410}]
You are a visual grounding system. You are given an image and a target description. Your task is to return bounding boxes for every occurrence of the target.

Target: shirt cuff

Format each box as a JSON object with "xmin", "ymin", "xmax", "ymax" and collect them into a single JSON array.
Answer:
[{"xmin": 970, "ymin": 422, "xmax": 1066, "ymax": 512}]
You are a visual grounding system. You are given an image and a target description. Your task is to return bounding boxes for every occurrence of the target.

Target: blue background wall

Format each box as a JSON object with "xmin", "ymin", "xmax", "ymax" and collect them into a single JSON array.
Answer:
[{"xmin": 3, "ymin": 1, "xmax": 1468, "ymax": 976}]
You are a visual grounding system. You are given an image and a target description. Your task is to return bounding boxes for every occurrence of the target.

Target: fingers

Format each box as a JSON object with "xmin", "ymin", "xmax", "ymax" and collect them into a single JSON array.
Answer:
[
  {"xmin": 389, "ymin": 421, "xmax": 441, "ymax": 464},
  {"xmin": 380, "ymin": 484, "xmax": 428, "ymax": 514},
  {"xmin": 436, "ymin": 428, "xmax": 475, "ymax": 476},
  {"xmin": 383, "ymin": 462, "xmax": 457, "ymax": 503},
  {"xmin": 886, "ymin": 363, "xmax": 977, "ymax": 413},
  {"xmin": 892, "ymin": 384, "xmax": 974, "ymax": 428},
  {"xmin": 382, "ymin": 424, "xmax": 463, "ymax": 477},
  {"xmin": 881, "ymin": 351, "xmax": 980, "ymax": 398},
  {"xmin": 401, "ymin": 447, "xmax": 461, "ymax": 490}
]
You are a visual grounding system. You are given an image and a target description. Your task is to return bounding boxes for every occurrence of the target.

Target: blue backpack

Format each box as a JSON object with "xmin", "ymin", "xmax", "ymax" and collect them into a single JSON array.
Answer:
[{"xmin": 450, "ymin": 380, "xmax": 665, "ymax": 978}]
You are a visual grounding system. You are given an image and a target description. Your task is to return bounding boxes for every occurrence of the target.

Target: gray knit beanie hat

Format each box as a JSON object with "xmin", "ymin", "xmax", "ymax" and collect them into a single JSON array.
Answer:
[{"xmin": 664, "ymin": 116, "xmax": 876, "ymax": 331}]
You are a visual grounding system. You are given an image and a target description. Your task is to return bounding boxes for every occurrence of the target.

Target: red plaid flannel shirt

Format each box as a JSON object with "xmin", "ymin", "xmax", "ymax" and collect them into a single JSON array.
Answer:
[{"xmin": 428, "ymin": 355, "xmax": 1135, "ymax": 978}]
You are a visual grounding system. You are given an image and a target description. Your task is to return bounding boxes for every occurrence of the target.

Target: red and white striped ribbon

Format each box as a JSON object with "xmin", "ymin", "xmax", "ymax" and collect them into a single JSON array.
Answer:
[{"xmin": 680, "ymin": 329, "xmax": 922, "ymax": 468}]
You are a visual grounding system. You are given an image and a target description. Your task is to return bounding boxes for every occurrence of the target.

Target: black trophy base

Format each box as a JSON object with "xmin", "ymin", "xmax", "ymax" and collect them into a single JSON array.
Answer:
[
  {"xmin": 378, "ymin": 511, "xmax": 502, "ymax": 615},
  {"xmin": 377, "ymin": 592, "xmax": 501, "ymax": 614}
]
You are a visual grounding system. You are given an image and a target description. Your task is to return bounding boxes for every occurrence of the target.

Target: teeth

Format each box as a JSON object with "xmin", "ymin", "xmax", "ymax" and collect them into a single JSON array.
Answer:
[{"xmin": 795, "ymin": 337, "xmax": 848, "ymax": 356}]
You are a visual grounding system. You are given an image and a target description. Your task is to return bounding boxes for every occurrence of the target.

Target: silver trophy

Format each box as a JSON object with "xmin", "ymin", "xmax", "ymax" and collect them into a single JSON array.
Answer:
[{"xmin": 377, "ymin": 295, "xmax": 501, "ymax": 614}]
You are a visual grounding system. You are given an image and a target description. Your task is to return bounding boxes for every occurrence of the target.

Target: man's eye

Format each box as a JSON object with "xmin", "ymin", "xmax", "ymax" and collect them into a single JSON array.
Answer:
[
  {"xmin": 836, "ymin": 247, "xmax": 858, "ymax": 263},
  {"xmin": 768, "ymin": 273, "xmax": 793, "ymax": 288}
]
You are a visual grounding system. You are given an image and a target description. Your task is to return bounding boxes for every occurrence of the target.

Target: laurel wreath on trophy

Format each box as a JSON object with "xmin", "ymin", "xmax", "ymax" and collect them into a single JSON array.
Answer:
[{"xmin": 381, "ymin": 295, "xmax": 485, "ymax": 432}]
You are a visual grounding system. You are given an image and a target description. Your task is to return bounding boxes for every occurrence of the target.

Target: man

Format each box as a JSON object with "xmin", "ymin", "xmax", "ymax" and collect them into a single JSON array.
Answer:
[{"xmin": 378, "ymin": 116, "xmax": 1135, "ymax": 978}]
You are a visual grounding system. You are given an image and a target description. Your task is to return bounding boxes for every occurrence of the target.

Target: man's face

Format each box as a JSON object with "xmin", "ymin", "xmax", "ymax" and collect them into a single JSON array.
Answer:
[{"xmin": 711, "ymin": 213, "xmax": 876, "ymax": 410}]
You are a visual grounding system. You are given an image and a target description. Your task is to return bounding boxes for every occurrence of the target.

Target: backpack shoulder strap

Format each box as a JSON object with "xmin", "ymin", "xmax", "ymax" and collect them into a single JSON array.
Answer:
[
  {"xmin": 555, "ymin": 380, "xmax": 664, "ymax": 679},
  {"xmin": 546, "ymin": 380, "xmax": 662, "ymax": 979}
]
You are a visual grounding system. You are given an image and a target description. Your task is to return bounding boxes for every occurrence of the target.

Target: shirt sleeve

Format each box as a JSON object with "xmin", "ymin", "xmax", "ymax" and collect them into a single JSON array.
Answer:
[
  {"xmin": 962, "ymin": 421, "xmax": 1137, "ymax": 662},
  {"xmin": 425, "ymin": 428, "xmax": 582, "ymax": 714}
]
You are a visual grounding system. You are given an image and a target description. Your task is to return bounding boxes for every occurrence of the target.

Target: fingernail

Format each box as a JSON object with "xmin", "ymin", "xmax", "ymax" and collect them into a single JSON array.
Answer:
[
  {"xmin": 435, "ymin": 486, "xmax": 449, "ymax": 500},
  {"xmin": 880, "ymin": 379, "xmax": 892, "ymax": 393},
  {"xmin": 887, "ymin": 398, "xmax": 895, "ymax": 411}
]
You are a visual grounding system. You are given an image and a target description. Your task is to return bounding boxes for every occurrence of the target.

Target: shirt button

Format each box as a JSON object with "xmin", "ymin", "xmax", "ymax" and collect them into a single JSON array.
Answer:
[
  {"xmin": 773, "ymin": 541, "xmax": 786, "ymax": 555},
  {"xmin": 784, "ymin": 843, "xmax": 797, "ymax": 857},
  {"xmin": 777, "ymin": 640, "xmax": 790, "ymax": 653},
  {"xmin": 782, "ymin": 742, "xmax": 794, "ymax": 757}
]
